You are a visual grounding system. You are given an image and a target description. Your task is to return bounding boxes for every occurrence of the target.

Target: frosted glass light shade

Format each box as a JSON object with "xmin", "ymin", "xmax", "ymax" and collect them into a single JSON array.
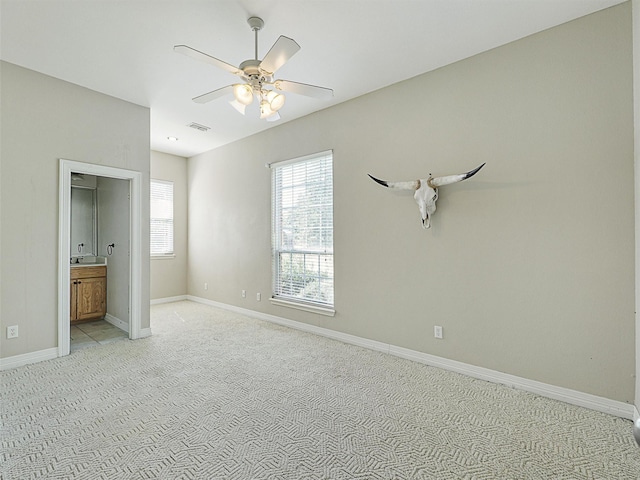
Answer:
[
  {"xmin": 233, "ymin": 84, "xmax": 254, "ymax": 105},
  {"xmin": 260, "ymin": 100, "xmax": 275, "ymax": 119},
  {"xmin": 266, "ymin": 112, "xmax": 280, "ymax": 122},
  {"xmin": 266, "ymin": 90, "xmax": 285, "ymax": 112}
]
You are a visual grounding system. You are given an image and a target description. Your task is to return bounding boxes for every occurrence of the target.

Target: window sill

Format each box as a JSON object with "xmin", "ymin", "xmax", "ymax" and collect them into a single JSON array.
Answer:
[
  {"xmin": 151, "ymin": 254, "xmax": 176, "ymax": 260},
  {"xmin": 270, "ymin": 297, "xmax": 335, "ymax": 317}
]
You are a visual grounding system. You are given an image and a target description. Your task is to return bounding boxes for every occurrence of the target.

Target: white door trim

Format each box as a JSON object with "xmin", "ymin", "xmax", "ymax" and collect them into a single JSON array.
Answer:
[
  {"xmin": 58, "ymin": 159, "xmax": 143, "ymax": 357},
  {"xmin": 632, "ymin": 0, "xmax": 640, "ymax": 437}
]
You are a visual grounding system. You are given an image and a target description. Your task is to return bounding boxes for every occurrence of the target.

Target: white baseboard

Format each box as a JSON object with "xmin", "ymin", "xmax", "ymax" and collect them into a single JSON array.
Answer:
[
  {"xmin": 1, "ymin": 323, "xmax": 151, "ymax": 371},
  {"xmin": 151, "ymin": 295, "xmax": 188, "ymax": 305},
  {"xmin": 389, "ymin": 345, "xmax": 634, "ymax": 419},
  {"xmin": 0, "ymin": 347, "xmax": 58, "ymax": 371},
  {"xmin": 187, "ymin": 295, "xmax": 635, "ymax": 420},
  {"xmin": 634, "ymin": 406, "xmax": 639, "ymax": 422},
  {"xmin": 105, "ymin": 313, "xmax": 129, "ymax": 333},
  {"xmin": 138, "ymin": 327, "xmax": 152, "ymax": 338}
]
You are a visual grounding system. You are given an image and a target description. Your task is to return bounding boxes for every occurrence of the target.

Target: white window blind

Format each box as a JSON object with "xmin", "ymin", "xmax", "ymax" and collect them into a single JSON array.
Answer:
[
  {"xmin": 150, "ymin": 179, "xmax": 174, "ymax": 256},
  {"xmin": 271, "ymin": 151, "xmax": 334, "ymax": 308}
]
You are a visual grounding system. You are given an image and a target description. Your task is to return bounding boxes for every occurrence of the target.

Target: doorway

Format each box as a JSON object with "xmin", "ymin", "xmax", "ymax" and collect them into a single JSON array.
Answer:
[{"xmin": 58, "ymin": 159, "xmax": 143, "ymax": 357}]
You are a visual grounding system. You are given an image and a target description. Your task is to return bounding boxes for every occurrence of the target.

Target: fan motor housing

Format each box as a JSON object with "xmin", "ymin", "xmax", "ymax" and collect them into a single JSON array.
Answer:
[
  {"xmin": 239, "ymin": 59, "xmax": 272, "ymax": 86},
  {"xmin": 239, "ymin": 59, "xmax": 261, "ymax": 74}
]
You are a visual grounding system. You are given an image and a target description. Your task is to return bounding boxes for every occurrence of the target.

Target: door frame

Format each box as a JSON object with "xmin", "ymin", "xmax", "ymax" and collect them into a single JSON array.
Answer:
[
  {"xmin": 58, "ymin": 159, "xmax": 143, "ymax": 357},
  {"xmin": 633, "ymin": 0, "xmax": 640, "ymax": 429}
]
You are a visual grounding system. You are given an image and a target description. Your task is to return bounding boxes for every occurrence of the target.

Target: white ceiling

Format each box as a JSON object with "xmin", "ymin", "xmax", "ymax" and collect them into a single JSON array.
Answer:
[{"xmin": 0, "ymin": 0, "xmax": 626, "ymax": 158}]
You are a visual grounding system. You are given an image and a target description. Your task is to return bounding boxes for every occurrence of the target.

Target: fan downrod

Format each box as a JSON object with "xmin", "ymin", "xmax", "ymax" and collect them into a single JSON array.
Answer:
[{"xmin": 247, "ymin": 16, "xmax": 264, "ymax": 60}]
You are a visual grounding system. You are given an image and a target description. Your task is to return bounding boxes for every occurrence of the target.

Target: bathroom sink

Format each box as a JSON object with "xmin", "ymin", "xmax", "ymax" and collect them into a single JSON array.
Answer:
[{"xmin": 70, "ymin": 256, "xmax": 107, "ymax": 266}]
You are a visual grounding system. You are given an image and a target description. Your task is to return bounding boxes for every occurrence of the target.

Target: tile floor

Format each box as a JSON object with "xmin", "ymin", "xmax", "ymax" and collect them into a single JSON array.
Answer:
[{"xmin": 70, "ymin": 319, "xmax": 128, "ymax": 352}]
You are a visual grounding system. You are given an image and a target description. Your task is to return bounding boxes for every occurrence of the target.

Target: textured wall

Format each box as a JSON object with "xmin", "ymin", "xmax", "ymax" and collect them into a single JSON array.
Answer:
[
  {"xmin": 150, "ymin": 151, "xmax": 188, "ymax": 300},
  {"xmin": 187, "ymin": 4, "xmax": 634, "ymax": 403},
  {"xmin": 0, "ymin": 61, "xmax": 150, "ymax": 357}
]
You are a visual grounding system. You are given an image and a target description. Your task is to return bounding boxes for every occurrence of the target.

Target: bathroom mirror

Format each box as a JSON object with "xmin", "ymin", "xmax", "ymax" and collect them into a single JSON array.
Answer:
[{"xmin": 70, "ymin": 186, "xmax": 97, "ymax": 257}]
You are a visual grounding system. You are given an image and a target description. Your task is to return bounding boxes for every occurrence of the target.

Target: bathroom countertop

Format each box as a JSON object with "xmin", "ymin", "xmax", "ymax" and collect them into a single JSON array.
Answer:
[{"xmin": 70, "ymin": 256, "xmax": 107, "ymax": 267}]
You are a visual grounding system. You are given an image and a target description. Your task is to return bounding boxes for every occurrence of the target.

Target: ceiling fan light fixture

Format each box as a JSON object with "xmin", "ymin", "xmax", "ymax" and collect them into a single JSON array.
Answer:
[
  {"xmin": 176, "ymin": 16, "xmax": 332, "ymax": 122},
  {"xmin": 233, "ymin": 83, "xmax": 254, "ymax": 105},
  {"xmin": 265, "ymin": 90, "xmax": 285, "ymax": 112},
  {"xmin": 260, "ymin": 99, "xmax": 276, "ymax": 119}
]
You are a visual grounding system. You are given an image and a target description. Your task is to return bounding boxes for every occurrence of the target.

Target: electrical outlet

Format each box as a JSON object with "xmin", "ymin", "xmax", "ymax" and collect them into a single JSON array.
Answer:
[
  {"xmin": 204, "ymin": 283, "xmax": 208, "ymax": 291},
  {"xmin": 256, "ymin": 292, "xmax": 261, "ymax": 301},
  {"xmin": 434, "ymin": 325, "xmax": 443, "ymax": 339},
  {"xmin": 7, "ymin": 325, "xmax": 18, "ymax": 339},
  {"xmin": 242, "ymin": 290, "xmax": 246, "ymax": 298}
]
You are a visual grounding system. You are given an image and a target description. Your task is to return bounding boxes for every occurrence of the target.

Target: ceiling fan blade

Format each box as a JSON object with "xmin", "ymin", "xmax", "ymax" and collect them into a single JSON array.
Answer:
[
  {"xmin": 273, "ymin": 79, "xmax": 333, "ymax": 100},
  {"xmin": 193, "ymin": 85, "xmax": 234, "ymax": 104},
  {"xmin": 174, "ymin": 45, "xmax": 242, "ymax": 76},
  {"xmin": 229, "ymin": 99, "xmax": 247, "ymax": 115},
  {"xmin": 259, "ymin": 36, "xmax": 300, "ymax": 75}
]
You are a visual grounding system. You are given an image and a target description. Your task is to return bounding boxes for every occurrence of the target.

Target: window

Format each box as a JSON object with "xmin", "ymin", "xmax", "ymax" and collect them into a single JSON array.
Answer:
[
  {"xmin": 271, "ymin": 151, "xmax": 334, "ymax": 313},
  {"xmin": 150, "ymin": 179, "xmax": 174, "ymax": 256}
]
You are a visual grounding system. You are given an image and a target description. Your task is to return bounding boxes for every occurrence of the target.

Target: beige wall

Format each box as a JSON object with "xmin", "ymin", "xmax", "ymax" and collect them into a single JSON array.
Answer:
[
  {"xmin": 188, "ymin": 4, "xmax": 635, "ymax": 403},
  {"xmin": 0, "ymin": 61, "xmax": 150, "ymax": 358},
  {"xmin": 97, "ymin": 176, "xmax": 131, "ymax": 323},
  {"xmin": 150, "ymin": 151, "xmax": 188, "ymax": 300}
]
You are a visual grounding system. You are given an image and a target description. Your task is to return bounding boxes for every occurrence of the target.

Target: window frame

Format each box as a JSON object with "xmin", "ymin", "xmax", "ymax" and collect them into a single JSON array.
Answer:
[
  {"xmin": 150, "ymin": 178, "xmax": 175, "ymax": 258},
  {"xmin": 270, "ymin": 150, "xmax": 335, "ymax": 316}
]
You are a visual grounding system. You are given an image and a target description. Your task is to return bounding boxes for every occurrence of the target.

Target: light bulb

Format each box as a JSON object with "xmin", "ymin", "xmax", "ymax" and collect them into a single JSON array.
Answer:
[{"xmin": 233, "ymin": 84, "xmax": 253, "ymax": 105}]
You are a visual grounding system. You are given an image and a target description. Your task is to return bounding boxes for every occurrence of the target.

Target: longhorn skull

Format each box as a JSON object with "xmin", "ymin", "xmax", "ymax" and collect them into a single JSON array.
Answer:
[{"xmin": 368, "ymin": 163, "xmax": 485, "ymax": 229}]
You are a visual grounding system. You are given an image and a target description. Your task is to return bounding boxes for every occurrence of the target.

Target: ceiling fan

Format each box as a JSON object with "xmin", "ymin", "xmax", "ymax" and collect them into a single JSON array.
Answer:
[{"xmin": 174, "ymin": 16, "xmax": 333, "ymax": 122}]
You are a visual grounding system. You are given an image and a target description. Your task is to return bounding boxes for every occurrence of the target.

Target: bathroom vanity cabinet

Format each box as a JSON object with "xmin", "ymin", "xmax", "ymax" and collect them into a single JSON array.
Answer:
[{"xmin": 70, "ymin": 265, "xmax": 107, "ymax": 322}]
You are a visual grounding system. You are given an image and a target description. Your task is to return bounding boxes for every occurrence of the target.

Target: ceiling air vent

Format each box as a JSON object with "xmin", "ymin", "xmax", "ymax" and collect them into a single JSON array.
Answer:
[{"xmin": 187, "ymin": 122, "xmax": 211, "ymax": 132}]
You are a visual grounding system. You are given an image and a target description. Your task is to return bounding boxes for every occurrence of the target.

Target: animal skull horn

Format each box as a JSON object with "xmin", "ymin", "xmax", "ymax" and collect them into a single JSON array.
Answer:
[{"xmin": 368, "ymin": 163, "xmax": 485, "ymax": 229}]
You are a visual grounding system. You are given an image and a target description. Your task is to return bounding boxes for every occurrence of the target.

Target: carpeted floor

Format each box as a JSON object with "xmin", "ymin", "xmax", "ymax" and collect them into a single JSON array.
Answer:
[{"xmin": 1, "ymin": 300, "xmax": 639, "ymax": 479}]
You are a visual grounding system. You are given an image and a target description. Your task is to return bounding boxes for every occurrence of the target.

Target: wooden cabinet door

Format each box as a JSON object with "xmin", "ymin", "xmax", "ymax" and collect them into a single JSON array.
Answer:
[{"xmin": 76, "ymin": 277, "xmax": 107, "ymax": 321}]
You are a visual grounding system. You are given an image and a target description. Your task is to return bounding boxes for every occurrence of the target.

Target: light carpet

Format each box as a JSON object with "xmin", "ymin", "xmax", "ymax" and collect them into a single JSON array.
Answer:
[{"xmin": 1, "ymin": 300, "xmax": 638, "ymax": 479}]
